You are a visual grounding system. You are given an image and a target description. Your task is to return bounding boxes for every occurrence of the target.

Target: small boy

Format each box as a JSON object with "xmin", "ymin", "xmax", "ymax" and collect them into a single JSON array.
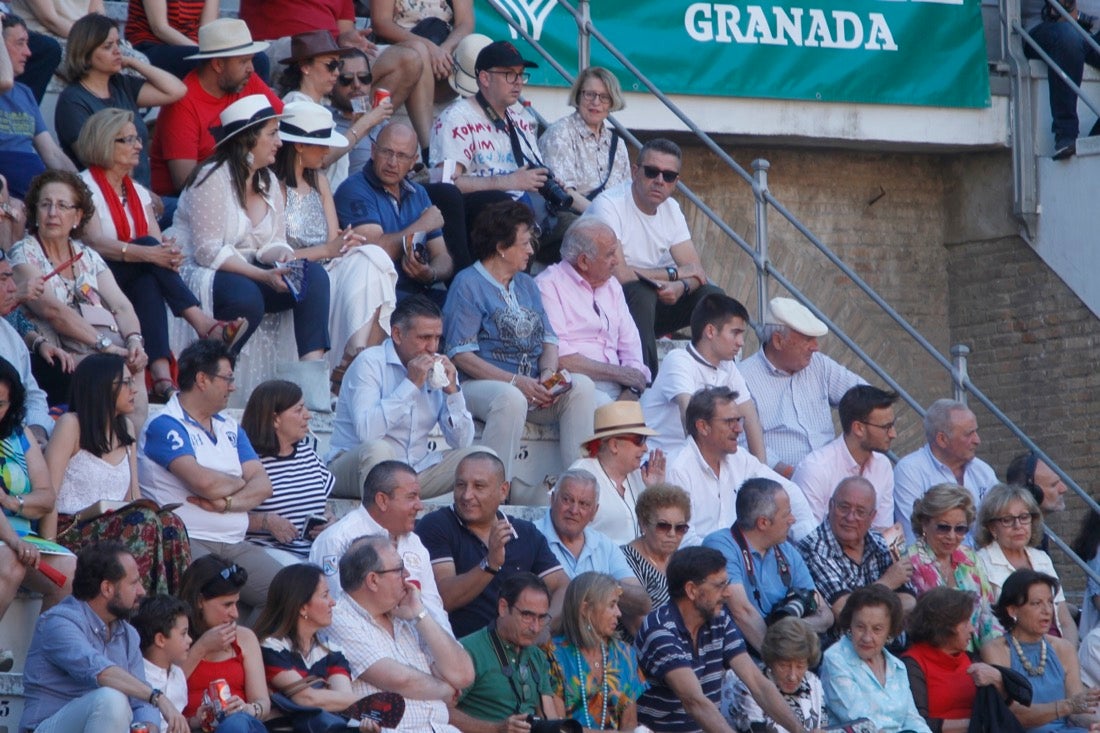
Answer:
[{"xmin": 133, "ymin": 594, "xmax": 192, "ymax": 731}]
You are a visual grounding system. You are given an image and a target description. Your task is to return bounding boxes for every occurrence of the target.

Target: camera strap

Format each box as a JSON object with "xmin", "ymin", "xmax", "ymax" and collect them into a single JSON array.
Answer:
[
  {"xmin": 475, "ymin": 91, "xmax": 546, "ymax": 171},
  {"xmin": 586, "ymin": 131, "xmax": 620, "ymax": 201},
  {"xmin": 730, "ymin": 525, "xmax": 792, "ymax": 614},
  {"xmin": 488, "ymin": 624, "xmax": 543, "ymax": 716}
]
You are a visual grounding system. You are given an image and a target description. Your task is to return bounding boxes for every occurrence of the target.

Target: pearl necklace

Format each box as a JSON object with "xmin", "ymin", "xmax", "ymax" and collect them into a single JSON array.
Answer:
[
  {"xmin": 576, "ymin": 642, "xmax": 609, "ymax": 729},
  {"xmin": 1009, "ymin": 632, "xmax": 1048, "ymax": 677}
]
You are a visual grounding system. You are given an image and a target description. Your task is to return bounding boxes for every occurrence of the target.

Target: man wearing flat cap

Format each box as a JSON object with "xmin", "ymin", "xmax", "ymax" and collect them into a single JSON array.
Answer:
[
  {"xmin": 740, "ymin": 297, "xmax": 865, "ymax": 478},
  {"xmin": 429, "ymin": 39, "xmax": 548, "ymax": 229},
  {"xmin": 150, "ymin": 18, "xmax": 282, "ymax": 195}
]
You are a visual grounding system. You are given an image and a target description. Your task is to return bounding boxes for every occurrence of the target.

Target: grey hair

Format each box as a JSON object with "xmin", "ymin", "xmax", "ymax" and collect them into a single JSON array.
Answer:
[
  {"xmin": 923, "ymin": 398, "xmax": 970, "ymax": 444},
  {"xmin": 551, "ymin": 468, "xmax": 599, "ymax": 505},
  {"xmin": 976, "ymin": 482, "xmax": 1043, "ymax": 548},
  {"xmin": 761, "ymin": 323, "xmax": 789, "ymax": 346},
  {"xmin": 735, "ymin": 477, "xmax": 783, "ymax": 529},
  {"xmin": 338, "ymin": 534, "xmax": 391, "ymax": 593},
  {"xmin": 560, "ymin": 218, "xmax": 612, "ymax": 265}
]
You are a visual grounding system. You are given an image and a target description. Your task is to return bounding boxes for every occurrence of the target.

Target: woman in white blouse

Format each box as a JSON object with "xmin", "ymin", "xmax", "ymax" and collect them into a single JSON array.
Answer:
[
  {"xmin": 166, "ymin": 95, "xmax": 331, "ymax": 402},
  {"xmin": 569, "ymin": 401, "xmax": 665, "ymax": 544}
]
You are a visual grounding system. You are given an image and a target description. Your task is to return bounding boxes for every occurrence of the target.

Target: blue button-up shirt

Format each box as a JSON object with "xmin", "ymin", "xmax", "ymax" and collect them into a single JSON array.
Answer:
[
  {"xmin": 534, "ymin": 512, "xmax": 635, "ymax": 580},
  {"xmin": 893, "ymin": 444, "xmax": 998, "ymax": 544},
  {"xmin": 21, "ymin": 596, "xmax": 158, "ymax": 730},
  {"xmin": 702, "ymin": 529, "xmax": 815, "ymax": 617}
]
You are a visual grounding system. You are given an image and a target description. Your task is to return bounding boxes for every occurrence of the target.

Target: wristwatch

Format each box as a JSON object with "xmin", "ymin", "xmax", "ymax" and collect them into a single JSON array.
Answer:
[
  {"xmin": 413, "ymin": 609, "xmax": 428, "ymax": 624},
  {"xmin": 148, "ymin": 688, "xmax": 163, "ymax": 705},
  {"xmin": 94, "ymin": 334, "xmax": 113, "ymax": 352},
  {"xmin": 479, "ymin": 557, "xmax": 500, "ymax": 575}
]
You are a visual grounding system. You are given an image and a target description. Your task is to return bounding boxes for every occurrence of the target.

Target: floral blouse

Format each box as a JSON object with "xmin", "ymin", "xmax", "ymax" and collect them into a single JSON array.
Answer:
[
  {"xmin": 904, "ymin": 539, "xmax": 1002, "ymax": 650},
  {"xmin": 392, "ymin": 0, "xmax": 453, "ymax": 30},
  {"xmin": 545, "ymin": 636, "xmax": 645, "ymax": 730},
  {"xmin": 1, "ymin": 431, "xmax": 33, "ymax": 536}
]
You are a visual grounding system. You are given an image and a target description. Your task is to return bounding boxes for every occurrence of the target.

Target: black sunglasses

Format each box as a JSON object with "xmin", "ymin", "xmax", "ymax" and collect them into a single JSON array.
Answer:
[
  {"xmin": 321, "ymin": 59, "xmax": 342, "ymax": 72},
  {"xmin": 337, "ymin": 72, "xmax": 373, "ymax": 86},
  {"xmin": 641, "ymin": 164, "xmax": 679, "ymax": 183}
]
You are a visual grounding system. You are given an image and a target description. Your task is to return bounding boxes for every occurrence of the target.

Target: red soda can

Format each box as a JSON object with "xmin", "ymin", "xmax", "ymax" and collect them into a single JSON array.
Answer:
[
  {"xmin": 208, "ymin": 678, "xmax": 232, "ymax": 716},
  {"xmin": 130, "ymin": 724, "xmax": 154, "ymax": 733},
  {"xmin": 372, "ymin": 88, "xmax": 391, "ymax": 108},
  {"xmin": 198, "ymin": 702, "xmax": 218, "ymax": 733},
  {"xmin": 408, "ymin": 579, "xmax": 421, "ymax": 590}
]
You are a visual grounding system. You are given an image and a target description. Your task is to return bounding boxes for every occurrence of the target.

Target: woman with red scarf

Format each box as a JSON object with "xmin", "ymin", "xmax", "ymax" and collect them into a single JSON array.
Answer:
[{"xmin": 75, "ymin": 107, "xmax": 245, "ymax": 401}]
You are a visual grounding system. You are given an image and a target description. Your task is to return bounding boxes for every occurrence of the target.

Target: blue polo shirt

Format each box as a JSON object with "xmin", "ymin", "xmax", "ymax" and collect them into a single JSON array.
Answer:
[
  {"xmin": 702, "ymin": 528, "xmax": 815, "ymax": 617},
  {"xmin": 635, "ymin": 602, "xmax": 746, "ymax": 731},
  {"xmin": 333, "ymin": 164, "xmax": 443, "ymax": 294},
  {"xmin": 415, "ymin": 506, "xmax": 562, "ymax": 638},
  {"xmin": 534, "ymin": 512, "xmax": 635, "ymax": 581}
]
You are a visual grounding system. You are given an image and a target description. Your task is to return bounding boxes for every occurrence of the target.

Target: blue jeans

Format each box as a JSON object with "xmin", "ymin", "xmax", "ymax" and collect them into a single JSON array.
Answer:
[
  {"xmin": 214, "ymin": 711, "xmax": 268, "ymax": 733},
  {"xmin": 211, "ymin": 263, "xmax": 331, "ymax": 357},
  {"xmin": 32, "ymin": 687, "xmax": 134, "ymax": 733},
  {"xmin": 1026, "ymin": 20, "xmax": 1100, "ymax": 144}
]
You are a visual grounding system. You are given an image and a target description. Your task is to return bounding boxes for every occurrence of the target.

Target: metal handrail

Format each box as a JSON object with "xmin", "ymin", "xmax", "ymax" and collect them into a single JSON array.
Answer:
[{"xmin": 484, "ymin": 0, "xmax": 1100, "ymax": 587}]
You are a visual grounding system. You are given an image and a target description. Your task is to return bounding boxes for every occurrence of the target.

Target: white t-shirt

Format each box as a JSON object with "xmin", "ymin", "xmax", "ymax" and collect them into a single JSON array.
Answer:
[
  {"xmin": 80, "ymin": 169, "xmax": 154, "ymax": 242},
  {"xmin": 585, "ymin": 180, "xmax": 691, "ymax": 270},
  {"xmin": 641, "ymin": 344, "xmax": 752, "ymax": 455}
]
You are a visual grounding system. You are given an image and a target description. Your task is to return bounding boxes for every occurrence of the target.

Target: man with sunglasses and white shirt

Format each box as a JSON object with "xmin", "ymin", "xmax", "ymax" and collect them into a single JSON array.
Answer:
[
  {"xmin": 448, "ymin": 573, "xmax": 561, "ymax": 733},
  {"xmin": 584, "ymin": 138, "xmax": 724, "ymax": 377}
]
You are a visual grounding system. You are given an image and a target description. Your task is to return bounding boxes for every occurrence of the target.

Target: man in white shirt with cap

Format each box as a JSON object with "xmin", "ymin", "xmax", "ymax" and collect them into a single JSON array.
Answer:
[{"xmin": 740, "ymin": 297, "xmax": 865, "ymax": 478}]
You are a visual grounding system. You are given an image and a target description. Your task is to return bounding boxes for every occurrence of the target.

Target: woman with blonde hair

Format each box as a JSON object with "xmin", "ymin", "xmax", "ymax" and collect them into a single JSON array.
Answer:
[
  {"xmin": 545, "ymin": 572, "xmax": 644, "ymax": 731},
  {"xmin": 903, "ymin": 483, "xmax": 1000, "ymax": 651},
  {"xmin": 977, "ymin": 482, "xmax": 1077, "ymax": 646}
]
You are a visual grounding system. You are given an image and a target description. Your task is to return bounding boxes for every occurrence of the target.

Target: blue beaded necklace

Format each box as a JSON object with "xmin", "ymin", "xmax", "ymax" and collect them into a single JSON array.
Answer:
[{"xmin": 575, "ymin": 642, "xmax": 610, "ymax": 729}]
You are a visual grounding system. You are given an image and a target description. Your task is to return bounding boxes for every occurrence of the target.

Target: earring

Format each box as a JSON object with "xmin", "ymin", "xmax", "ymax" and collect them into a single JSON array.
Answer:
[{"xmin": 246, "ymin": 152, "xmax": 255, "ymax": 167}]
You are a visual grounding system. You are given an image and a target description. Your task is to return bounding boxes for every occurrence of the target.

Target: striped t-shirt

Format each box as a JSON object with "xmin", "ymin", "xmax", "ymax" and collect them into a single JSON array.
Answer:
[
  {"xmin": 635, "ymin": 602, "xmax": 746, "ymax": 731},
  {"xmin": 126, "ymin": 0, "xmax": 204, "ymax": 46},
  {"xmin": 247, "ymin": 437, "xmax": 334, "ymax": 557}
]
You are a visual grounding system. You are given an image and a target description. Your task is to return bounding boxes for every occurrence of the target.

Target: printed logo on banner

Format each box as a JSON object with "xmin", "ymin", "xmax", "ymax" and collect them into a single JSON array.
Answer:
[{"xmin": 495, "ymin": 0, "xmax": 559, "ymax": 40}]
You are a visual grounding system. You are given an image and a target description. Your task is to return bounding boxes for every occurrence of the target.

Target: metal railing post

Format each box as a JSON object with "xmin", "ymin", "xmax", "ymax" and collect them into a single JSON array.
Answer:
[
  {"xmin": 752, "ymin": 159, "xmax": 771, "ymax": 336},
  {"xmin": 951, "ymin": 344, "xmax": 971, "ymax": 406},
  {"xmin": 577, "ymin": 0, "xmax": 590, "ymax": 71}
]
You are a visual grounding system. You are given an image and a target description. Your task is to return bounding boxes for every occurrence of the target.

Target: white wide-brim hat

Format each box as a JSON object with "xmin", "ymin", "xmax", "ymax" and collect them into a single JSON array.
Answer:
[
  {"xmin": 211, "ymin": 94, "xmax": 284, "ymax": 147},
  {"xmin": 278, "ymin": 100, "xmax": 349, "ymax": 147},
  {"xmin": 185, "ymin": 18, "xmax": 270, "ymax": 60},
  {"xmin": 449, "ymin": 33, "xmax": 493, "ymax": 97}
]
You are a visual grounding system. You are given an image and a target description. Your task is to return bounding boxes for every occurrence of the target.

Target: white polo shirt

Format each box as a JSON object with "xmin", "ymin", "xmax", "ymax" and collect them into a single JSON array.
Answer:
[{"xmin": 138, "ymin": 395, "xmax": 257, "ymax": 542}]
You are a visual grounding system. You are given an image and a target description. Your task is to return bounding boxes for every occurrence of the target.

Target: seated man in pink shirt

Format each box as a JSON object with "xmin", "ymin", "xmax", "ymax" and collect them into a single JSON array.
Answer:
[{"xmin": 535, "ymin": 218, "xmax": 650, "ymax": 405}]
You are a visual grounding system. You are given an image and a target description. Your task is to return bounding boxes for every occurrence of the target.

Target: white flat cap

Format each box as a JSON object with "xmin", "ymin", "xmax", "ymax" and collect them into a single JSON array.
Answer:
[{"xmin": 767, "ymin": 297, "xmax": 828, "ymax": 337}]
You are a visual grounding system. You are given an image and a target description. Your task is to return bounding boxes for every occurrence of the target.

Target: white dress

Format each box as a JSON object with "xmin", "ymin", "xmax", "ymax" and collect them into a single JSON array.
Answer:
[
  {"xmin": 284, "ymin": 185, "xmax": 396, "ymax": 370},
  {"xmin": 164, "ymin": 163, "xmax": 298, "ymax": 408}
]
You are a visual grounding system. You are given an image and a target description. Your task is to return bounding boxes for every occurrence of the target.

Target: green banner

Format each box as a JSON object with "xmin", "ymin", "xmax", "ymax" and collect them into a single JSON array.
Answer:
[{"xmin": 473, "ymin": 0, "xmax": 991, "ymax": 108}]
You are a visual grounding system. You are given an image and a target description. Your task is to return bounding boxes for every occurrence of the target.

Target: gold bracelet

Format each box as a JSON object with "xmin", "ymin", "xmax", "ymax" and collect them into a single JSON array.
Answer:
[{"xmin": 223, "ymin": 495, "xmax": 233, "ymax": 513}]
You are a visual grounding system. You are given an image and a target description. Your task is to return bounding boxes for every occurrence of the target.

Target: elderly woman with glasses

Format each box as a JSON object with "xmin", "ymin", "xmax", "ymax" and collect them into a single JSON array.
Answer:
[
  {"xmin": 545, "ymin": 572, "xmax": 644, "ymax": 731},
  {"xmin": 902, "ymin": 483, "xmax": 1000, "ymax": 652},
  {"xmin": 621, "ymin": 483, "xmax": 691, "ymax": 611},
  {"xmin": 977, "ymin": 482, "xmax": 1077, "ymax": 647}
]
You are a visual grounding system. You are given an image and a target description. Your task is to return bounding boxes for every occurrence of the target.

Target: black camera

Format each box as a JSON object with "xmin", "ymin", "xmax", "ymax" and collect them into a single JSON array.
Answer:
[
  {"xmin": 539, "ymin": 175, "xmax": 574, "ymax": 212},
  {"xmin": 765, "ymin": 589, "xmax": 817, "ymax": 625},
  {"xmin": 526, "ymin": 716, "xmax": 582, "ymax": 733}
]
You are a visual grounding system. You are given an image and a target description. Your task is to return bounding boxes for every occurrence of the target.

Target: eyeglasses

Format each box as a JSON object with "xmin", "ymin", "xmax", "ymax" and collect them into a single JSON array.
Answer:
[
  {"xmin": 375, "ymin": 562, "xmax": 406, "ymax": 575},
  {"xmin": 615, "ymin": 433, "xmax": 647, "ymax": 446},
  {"xmin": 485, "ymin": 69, "xmax": 530, "ymax": 84},
  {"xmin": 374, "ymin": 146, "xmax": 418, "ymax": 163},
  {"xmin": 510, "ymin": 606, "xmax": 552, "ymax": 625},
  {"xmin": 832, "ymin": 501, "xmax": 873, "ymax": 520},
  {"xmin": 114, "ymin": 135, "xmax": 141, "ymax": 146},
  {"xmin": 208, "ymin": 372, "xmax": 236, "ymax": 385},
  {"xmin": 934, "ymin": 522, "xmax": 970, "ymax": 536},
  {"xmin": 641, "ymin": 165, "xmax": 679, "ymax": 183},
  {"xmin": 710, "ymin": 416, "xmax": 744, "ymax": 429},
  {"xmin": 701, "ymin": 577, "xmax": 731, "ymax": 591},
  {"xmin": 36, "ymin": 200, "xmax": 78, "ymax": 212},
  {"xmin": 337, "ymin": 72, "xmax": 372, "ymax": 86},
  {"xmin": 321, "ymin": 59, "xmax": 342, "ymax": 72},
  {"xmin": 113, "ymin": 376, "xmax": 135, "ymax": 390},
  {"xmin": 993, "ymin": 513, "xmax": 1035, "ymax": 528},
  {"xmin": 858, "ymin": 420, "xmax": 896, "ymax": 431},
  {"xmin": 652, "ymin": 520, "xmax": 690, "ymax": 535},
  {"xmin": 579, "ymin": 89, "xmax": 612, "ymax": 105}
]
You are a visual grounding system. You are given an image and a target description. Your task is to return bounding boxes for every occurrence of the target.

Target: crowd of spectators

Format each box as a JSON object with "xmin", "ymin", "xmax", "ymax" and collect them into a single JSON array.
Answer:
[{"xmin": 0, "ymin": 4, "xmax": 1098, "ymax": 733}]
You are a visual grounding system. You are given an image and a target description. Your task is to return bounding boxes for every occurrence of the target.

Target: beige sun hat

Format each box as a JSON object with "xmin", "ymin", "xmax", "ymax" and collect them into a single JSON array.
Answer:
[
  {"xmin": 582, "ymin": 401, "xmax": 658, "ymax": 445},
  {"xmin": 449, "ymin": 33, "xmax": 493, "ymax": 97},
  {"xmin": 185, "ymin": 18, "xmax": 270, "ymax": 60}
]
